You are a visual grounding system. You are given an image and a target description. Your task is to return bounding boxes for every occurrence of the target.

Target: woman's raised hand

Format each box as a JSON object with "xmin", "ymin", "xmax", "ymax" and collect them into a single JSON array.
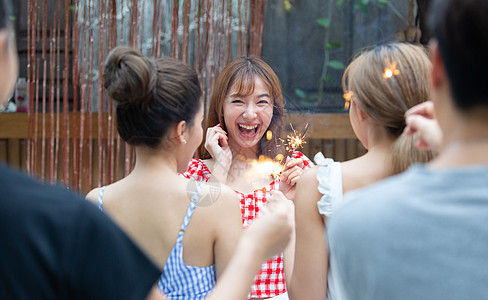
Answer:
[
  {"xmin": 405, "ymin": 101, "xmax": 442, "ymax": 152},
  {"xmin": 279, "ymin": 156, "xmax": 304, "ymax": 201},
  {"xmin": 205, "ymin": 124, "xmax": 232, "ymax": 182}
]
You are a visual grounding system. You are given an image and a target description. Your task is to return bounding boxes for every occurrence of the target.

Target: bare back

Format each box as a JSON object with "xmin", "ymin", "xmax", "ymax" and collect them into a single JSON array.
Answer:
[
  {"xmin": 86, "ymin": 173, "xmax": 242, "ymax": 279},
  {"xmin": 341, "ymin": 151, "xmax": 395, "ymax": 194}
]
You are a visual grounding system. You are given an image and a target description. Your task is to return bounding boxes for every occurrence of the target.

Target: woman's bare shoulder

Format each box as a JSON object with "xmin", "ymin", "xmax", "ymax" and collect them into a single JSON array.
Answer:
[
  {"xmin": 296, "ymin": 165, "xmax": 320, "ymax": 192},
  {"xmin": 85, "ymin": 187, "xmax": 102, "ymax": 205},
  {"xmin": 341, "ymin": 156, "xmax": 385, "ymax": 193}
]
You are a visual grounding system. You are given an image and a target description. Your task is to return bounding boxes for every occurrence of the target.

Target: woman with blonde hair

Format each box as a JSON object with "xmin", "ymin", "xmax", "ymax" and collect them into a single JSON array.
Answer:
[{"xmin": 288, "ymin": 42, "xmax": 434, "ymax": 300}]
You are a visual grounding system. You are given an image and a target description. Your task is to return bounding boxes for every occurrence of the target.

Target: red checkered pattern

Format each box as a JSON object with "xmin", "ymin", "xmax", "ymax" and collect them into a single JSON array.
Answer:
[
  {"xmin": 180, "ymin": 152, "xmax": 313, "ymax": 298},
  {"xmin": 180, "ymin": 158, "xmax": 213, "ymax": 182}
]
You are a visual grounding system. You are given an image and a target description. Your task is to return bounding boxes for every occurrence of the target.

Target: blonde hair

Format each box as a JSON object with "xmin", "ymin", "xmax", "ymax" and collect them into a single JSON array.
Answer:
[{"xmin": 342, "ymin": 43, "xmax": 434, "ymax": 173}]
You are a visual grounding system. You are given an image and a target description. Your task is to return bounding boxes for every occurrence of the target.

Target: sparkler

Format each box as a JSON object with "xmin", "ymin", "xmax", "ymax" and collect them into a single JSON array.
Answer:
[
  {"xmin": 246, "ymin": 130, "xmax": 285, "ymax": 181},
  {"xmin": 266, "ymin": 130, "xmax": 273, "ymax": 141},
  {"xmin": 383, "ymin": 61, "xmax": 400, "ymax": 79},
  {"xmin": 343, "ymin": 91, "xmax": 354, "ymax": 110},
  {"xmin": 280, "ymin": 123, "xmax": 310, "ymax": 153},
  {"xmin": 248, "ymin": 123, "xmax": 310, "ymax": 183},
  {"xmin": 382, "ymin": 58, "xmax": 409, "ymax": 112},
  {"xmin": 250, "ymin": 155, "xmax": 285, "ymax": 180}
]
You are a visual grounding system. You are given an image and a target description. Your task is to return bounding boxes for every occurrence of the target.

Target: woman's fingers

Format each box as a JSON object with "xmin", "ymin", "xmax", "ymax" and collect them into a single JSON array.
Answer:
[
  {"xmin": 404, "ymin": 101, "xmax": 442, "ymax": 151},
  {"xmin": 288, "ymin": 170, "xmax": 302, "ymax": 186},
  {"xmin": 405, "ymin": 114, "xmax": 442, "ymax": 151},
  {"xmin": 286, "ymin": 157, "xmax": 304, "ymax": 169},
  {"xmin": 281, "ymin": 157, "xmax": 304, "ymax": 185},
  {"xmin": 405, "ymin": 100, "xmax": 435, "ymax": 119},
  {"xmin": 205, "ymin": 124, "xmax": 229, "ymax": 156},
  {"xmin": 281, "ymin": 167, "xmax": 302, "ymax": 186}
]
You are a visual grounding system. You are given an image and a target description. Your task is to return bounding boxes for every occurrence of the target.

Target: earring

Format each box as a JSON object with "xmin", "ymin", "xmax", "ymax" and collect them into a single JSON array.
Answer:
[{"xmin": 182, "ymin": 139, "xmax": 187, "ymax": 144}]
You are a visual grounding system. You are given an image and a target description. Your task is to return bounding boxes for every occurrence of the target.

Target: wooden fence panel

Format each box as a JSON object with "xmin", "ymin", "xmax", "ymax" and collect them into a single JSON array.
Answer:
[{"xmin": 0, "ymin": 113, "xmax": 364, "ymax": 192}]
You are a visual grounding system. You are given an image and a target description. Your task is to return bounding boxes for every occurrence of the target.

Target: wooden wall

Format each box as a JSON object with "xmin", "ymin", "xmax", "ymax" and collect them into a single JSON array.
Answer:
[
  {"xmin": 0, "ymin": 113, "xmax": 365, "ymax": 191},
  {"xmin": 2, "ymin": 1, "xmax": 367, "ymax": 191}
]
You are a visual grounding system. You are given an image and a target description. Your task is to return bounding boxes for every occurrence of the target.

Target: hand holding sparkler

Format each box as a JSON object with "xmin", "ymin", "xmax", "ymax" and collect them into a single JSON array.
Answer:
[
  {"xmin": 276, "ymin": 123, "xmax": 311, "ymax": 200},
  {"xmin": 279, "ymin": 156, "xmax": 305, "ymax": 201},
  {"xmin": 281, "ymin": 157, "xmax": 305, "ymax": 186},
  {"xmin": 249, "ymin": 124, "xmax": 311, "ymax": 199}
]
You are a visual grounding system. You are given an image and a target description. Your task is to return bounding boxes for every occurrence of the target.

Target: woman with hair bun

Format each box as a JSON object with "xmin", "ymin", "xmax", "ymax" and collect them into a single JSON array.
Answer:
[
  {"xmin": 288, "ymin": 42, "xmax": 435, "ymax": 300},
  {"xmin": 86, "ymin": 46, "xmax": 244, "ymax": 299}
]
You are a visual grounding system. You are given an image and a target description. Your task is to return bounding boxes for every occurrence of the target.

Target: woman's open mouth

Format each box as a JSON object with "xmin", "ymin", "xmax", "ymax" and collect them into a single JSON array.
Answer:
[{"xmin": 238, "ymin": 123, "xmax": 259, "ymax": 138}]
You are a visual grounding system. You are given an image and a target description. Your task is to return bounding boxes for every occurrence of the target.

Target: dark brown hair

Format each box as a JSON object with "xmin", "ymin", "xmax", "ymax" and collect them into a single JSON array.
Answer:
[
  {"xmin": 199, "ymin": 57, "xmax": 284, "ymax": 158},
  {"xmin": 103, "ymin": 46, "xmax": 201, "ymax": 148},
  {"xmin": 429, "ymin": 0, "xmax": 488, "ymax": 110}
]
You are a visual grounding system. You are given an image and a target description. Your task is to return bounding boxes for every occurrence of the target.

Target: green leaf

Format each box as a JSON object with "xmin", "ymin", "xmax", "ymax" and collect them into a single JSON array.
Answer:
[
  {"xmin": 326, "ymin": 41, "xmax": 342, "ymax": 49},
  {"xmin": 377, "ymin": 0, "xmax": 389, "ymax": 9},
  {"xmin": 316, "ymin": 17, "xmax": 330, "ymax": 28},
  {"xmin": 354, "ymin": 2, "xmax": 368, "ymax": 13},
  {"xmin": 322, "ymin": 75, "xmax": 335, "ymax": 83},
  {"xmin": 284, "ymin": 0, "xmax": 292, "ymax": 11},
  {"xmin": 294, "ymin": 88, "xmax": 307, "ymax": 99},
  {"xmin": 328, "ymin": 60, "xmax": 345, "ymax": 70},
  {"xmin": 9, "ymin": 16, "xmax": 16, "ymax": 21},
  {"xmin": 336, "ymin": 0, "xmax": 345, "ymax": 6},
  {"xmin": 361, "ymin": 0, "xmax": 370, "ymax": 4},
  {"xmin": 69, "ymin": 5, "xmax": 76, "ymax": 11}
]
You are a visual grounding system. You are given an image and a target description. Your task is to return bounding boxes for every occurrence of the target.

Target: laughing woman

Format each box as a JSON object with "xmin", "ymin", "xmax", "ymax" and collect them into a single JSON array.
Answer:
[{"xmin": 181, "ymin": 57, "xmax": 313, "ymax": 299}]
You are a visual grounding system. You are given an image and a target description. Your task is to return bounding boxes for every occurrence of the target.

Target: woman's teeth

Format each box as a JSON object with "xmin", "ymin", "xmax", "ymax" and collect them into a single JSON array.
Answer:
[
  {"xmin": 239, "ymin": 124, "xmax": 258, "ymax": 130},
  {"xmin": 238, "ymin": 124, "xmax": 258, "ymax": 136}
]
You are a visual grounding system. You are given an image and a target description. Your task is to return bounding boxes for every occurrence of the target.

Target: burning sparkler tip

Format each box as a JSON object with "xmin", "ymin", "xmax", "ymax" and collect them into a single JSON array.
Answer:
[{"xmin": 281, "ymin": 123, "xmax": 309, "ymax": 153}]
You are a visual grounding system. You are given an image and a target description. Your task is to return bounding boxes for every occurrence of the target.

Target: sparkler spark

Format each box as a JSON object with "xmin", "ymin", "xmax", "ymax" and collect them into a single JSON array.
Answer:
[
  {"xmin": 382, "ymin": 59, "xmax": 409, "ymax": 112},
  {"xmin": 266, "ymin": 130, "xmax": 273, "ymax": 140},
  {"xmin": 382, "ymin": 61, "xmax": 400, "ymax": 79},
  {"xmin": 343, "ymin": 91, "xmax": 354, "ymax": 110},
  {"xmin": 280, "ymin": 123, "xmax": 310, "ymax": 153},
  {"xmin": 248, "ymin": 124, "xmax": 310, "ymax": 182},
  {"xmin": 249, "ymin": 155, "xmax": 285, "ymax": 180}
]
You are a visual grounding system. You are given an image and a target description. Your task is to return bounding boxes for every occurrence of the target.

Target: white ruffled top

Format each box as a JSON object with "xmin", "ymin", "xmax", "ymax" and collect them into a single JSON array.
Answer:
[
  {"xmin": 315, "ymin": 152, "xmax": 345, "ymax": 300},
  {"xmin": 314, "ymin": 152, "xmax": 343, "ymax": 218}
]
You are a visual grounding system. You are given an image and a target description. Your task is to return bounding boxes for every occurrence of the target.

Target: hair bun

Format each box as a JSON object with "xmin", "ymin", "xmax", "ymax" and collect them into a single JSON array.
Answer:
[
  {"xmin": 394, "ymin": 25, "xmax": 422, "ymax": 44},
  {"xmin": 103, "ymin": 46, "xmax": 156, "ymax": 107}
]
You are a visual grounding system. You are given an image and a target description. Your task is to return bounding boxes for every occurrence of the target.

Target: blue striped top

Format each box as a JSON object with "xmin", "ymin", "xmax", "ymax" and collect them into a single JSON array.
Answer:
[{"xmin": 98, "ymin": 183, "xmax": 216, "ymax": 299}]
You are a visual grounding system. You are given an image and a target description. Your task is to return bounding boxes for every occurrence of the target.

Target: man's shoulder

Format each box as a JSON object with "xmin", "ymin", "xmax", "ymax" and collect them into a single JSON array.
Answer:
[
  {"xmin": 0, "ymin": 164, "xmax": 79, "ymax": 195},
  {"xmin": 0, "ymin": 164, "xmax": 89, "ymax": 221},
  {"xmin": 327, "ymin": 166, "xmax": 427, "ymax": 243}
]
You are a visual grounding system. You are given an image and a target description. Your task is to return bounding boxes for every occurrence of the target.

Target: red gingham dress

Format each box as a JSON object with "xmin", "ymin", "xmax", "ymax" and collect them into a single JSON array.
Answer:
[{"xmin": 180, "ymin": 152, "xmax": 313, "ymax": 298}]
